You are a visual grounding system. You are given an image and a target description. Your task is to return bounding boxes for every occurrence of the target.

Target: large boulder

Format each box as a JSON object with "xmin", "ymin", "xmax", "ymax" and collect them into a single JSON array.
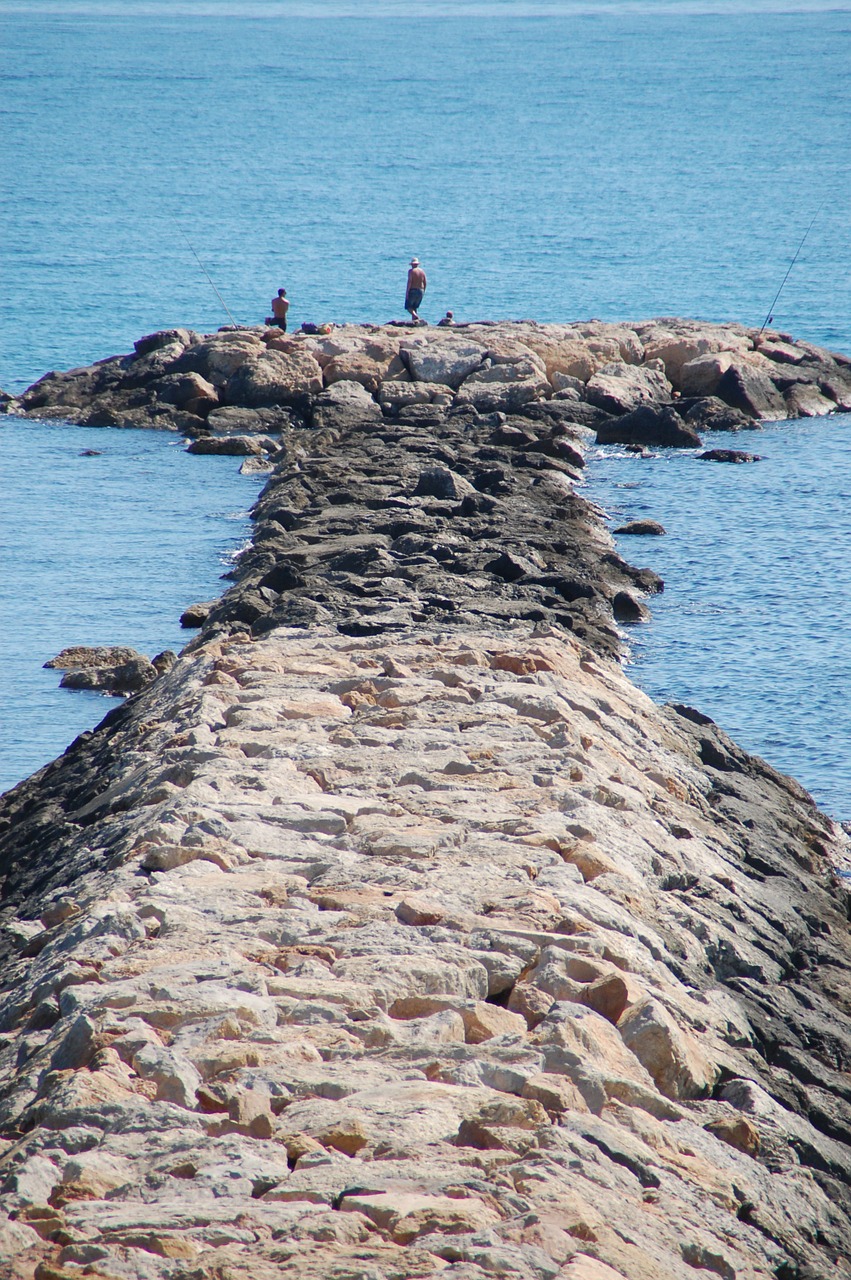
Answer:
[
  {"xmin": 402, "ymin": 338, "xmax": 486, "ymax": 388},
  {"xmin": 455, "ymin": 378, "xmax": 549, "ymax": 414},
  {"xmin": 322, "ymin": 335, "xmax": 407, "ymax": 393},
  {"xmin": 678, "ymin": 351, "xmax": 737, "ymax": 397},
  {"xmin": 517, "ymin": 334, "xmax": 601, "ymax": 384},
  {"xmin": 205, "ymin": 405, "xmax": 295, "ymax": 435},
  {"xmin": 585, "ymin": 362, "xmax": 672, "ymax": 415},
  {"xmin": 172, "ymin": 332, "xmax": 266, "ymax": 385},
  {"xmin": 311, "ymin": 379, "xmax": 382, "ymax": 430},
  {"xmin": 783, "ymin": 382, "xmax": 837, "ymax": 418},
  {"xmin": 716, "ymin": 360, "xmax": 787, "ymax": 419},
  {"xmin": 150, "ymin": 371, "xmax": 218, "ymax": 409},
  {"xmin": 225, "ymin": 349, "xmax": 323, "ymax": 407},
  {"xmin": 187, "ymin": 435, "xmax": 271, "ymax": 456},
  {"xmin": 596, "ymin": 404, "xmax": 700, "ymax": 449},
  {"xmin": 133, "ymin": 328, "xmax": 197, "ymax": 358},
  {"xmin": 640, "ymin": 323, "xmax": 751, "ymax": 386}
]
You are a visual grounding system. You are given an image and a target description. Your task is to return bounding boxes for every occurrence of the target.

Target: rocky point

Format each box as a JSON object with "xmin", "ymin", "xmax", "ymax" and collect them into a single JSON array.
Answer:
[{"xmin": 0, "ymin": 318, "xmax": 849, "ymax": 1280}]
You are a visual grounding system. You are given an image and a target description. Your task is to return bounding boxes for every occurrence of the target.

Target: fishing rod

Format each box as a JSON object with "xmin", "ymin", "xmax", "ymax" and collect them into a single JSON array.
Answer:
[
  {"xmin": 759, "ymin": 205, "xmax": 822, "ymax": 336},
  {"xmin": 171, "ymin": 220, "xmax": 239, "ymax": 328}
]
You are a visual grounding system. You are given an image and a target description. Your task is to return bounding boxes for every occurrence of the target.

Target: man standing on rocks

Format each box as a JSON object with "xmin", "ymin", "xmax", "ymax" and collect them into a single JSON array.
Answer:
[
  {"xmin": 268, "ymin": 288, "xmax": 289, "ymax": 331},
  {"xmin": 405, "ymin": 258, "xmax": 427, "ymax": 323}
]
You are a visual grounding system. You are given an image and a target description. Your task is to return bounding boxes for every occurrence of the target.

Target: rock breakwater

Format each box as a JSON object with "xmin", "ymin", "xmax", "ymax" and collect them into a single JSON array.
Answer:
[
  {"xmin": 0, "ymin": 321, "xmax": 849, "ymax": 1280},
  {"xmin": 6, "ymin": 317, "xmax": 851, "ymax": 449}
]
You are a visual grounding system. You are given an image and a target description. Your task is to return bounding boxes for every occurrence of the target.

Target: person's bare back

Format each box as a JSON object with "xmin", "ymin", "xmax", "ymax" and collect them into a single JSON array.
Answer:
[{"xmin": 404, "ymin": 258, "xmax": 427, "ymax": 321}]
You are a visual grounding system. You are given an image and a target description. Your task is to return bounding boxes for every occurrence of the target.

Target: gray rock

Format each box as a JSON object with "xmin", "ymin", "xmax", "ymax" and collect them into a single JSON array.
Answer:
[
  {"xmin": 596, "ymin": 404, "xmax": 701, "ymax": 449},
  {"xmin": 613, "ymin": 520, "xmax": 666, "ymax": 536}
]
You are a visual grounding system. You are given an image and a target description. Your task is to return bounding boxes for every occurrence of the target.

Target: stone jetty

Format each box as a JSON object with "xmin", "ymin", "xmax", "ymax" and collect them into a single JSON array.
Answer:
[{"xmin": 0, "ymin": 319, "xmax": 850, "ymax": 1280}]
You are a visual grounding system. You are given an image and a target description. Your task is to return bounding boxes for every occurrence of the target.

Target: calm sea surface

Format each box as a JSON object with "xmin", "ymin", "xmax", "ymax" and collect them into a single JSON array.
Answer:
[{"xmin": 1, "ymin": 2, "xmax": 850, "ymax": 812}]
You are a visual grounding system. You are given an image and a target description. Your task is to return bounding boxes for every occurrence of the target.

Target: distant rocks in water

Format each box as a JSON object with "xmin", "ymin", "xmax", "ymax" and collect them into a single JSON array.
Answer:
[
  {"xmin": 44, "ymin": 644, "xmax": 139, "ymax": 670},
  {"xmin": 698, "ymin": 449, "xmax": 762, "ymax": 463},
  {"xmin": 4, "ymin": 319, "xmax": 850, "ymax": 460},
  {"xmin": 614, "ymin": 519, "xmax": 667, "ymax": 536},
  {"xmin": 79, "ymin": 447, "xmax": 102, "ymax": 456},
  {"xmin": 186, "ymin": 434, "xmax": 276, "ymax": 457},
  {"xmin": 46, "ymin": 645, "xmax": 176, "ymax": 696},
  {"xmin": 180, "ymin": 600, "xmax": 217, "ymax": 628}
]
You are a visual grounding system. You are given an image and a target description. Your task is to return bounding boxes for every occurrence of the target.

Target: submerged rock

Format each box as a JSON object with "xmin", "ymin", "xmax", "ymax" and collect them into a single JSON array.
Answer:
[{"xmin": 698, "ymin": 448, "xmax": 762, "ymax": 463}]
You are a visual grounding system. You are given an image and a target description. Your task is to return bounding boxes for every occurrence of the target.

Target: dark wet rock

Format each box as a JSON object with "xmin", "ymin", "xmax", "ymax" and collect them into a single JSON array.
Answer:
[
  {"xmin": 612, "ymin": 590, "xmax": 651, "ymax": 622},
  {"xmin": 133, "ymin": 328, "xmax": 197, "ymax": 358},
  {"xmin": 186, "ymin": 435, "xmax": 272, "ymax": 457},
  {"xmin": 596, "ymin": 404, "xmax": 702, "ymax": 449},
  {"xmin": 180, "ymin": 600, "xmax": 217, "ymax": 628},
  {"xmin": 717, "ymin": 362, "xmax": 787, "ymax": 419},
  {"xmin": 680, "ymin": 396, "xmax": 755, "ymax": 433},
  {"xmin": 614, "ymin": 519, "xmax": 667, "ymax": 536},
  {"xmin": 206, "ymin": 406, "xmax": 299, "ymax": 435},
  {"xmin": 699, "ymin": 449, "xmax": 762, "ymax": 463},
  {"xmin": 413, "ymin": 467, "xmax": 475, "ymax": 501},
  {"xmin": 59, "ymin": 656, "xmax": 157, "ymax": 695},
  {"xmin": 519, "ymin": 399, "xmax": 615, "ymax": 431},
  {"xmin": 44, "ymin": 645, "xmax": 140, "ymax": 671}
]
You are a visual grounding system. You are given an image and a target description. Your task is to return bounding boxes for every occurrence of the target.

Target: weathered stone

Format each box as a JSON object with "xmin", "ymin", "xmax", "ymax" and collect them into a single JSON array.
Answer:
[
  {"xmin": 585, "ymin": 362, "xmax": 672, "ymax": 415},
  {"xmin": 1, "ymin": 318, "xmax": 850, "ymax": 1280},
  {"xmin": 612, "ymin": 520, "xmax": 666, "ymax": 536},
  {"xmin": 226, "ymin": 348, "xmax": 323, "ymax": 406},
  {"xmin": 617, "ymin": 998, "xmax": 717, "ymax": 1099},
  {"xmin": 186, "ymin": 435, "xmax": 267, "ymax": 456},
  {"xmin": 59, "ymin": 655, "xmax": 158, "ymax": 695},
  {"xmin": 596, "ymin": 403, "xmax": 700, "ymax": 449},
  {"xmin": 402, "ymin": 338, "xmax": 486, "ymax": 387},
  {"xmin": 716, "ymin": 360, "xmax": 787, "ymax": 419}
]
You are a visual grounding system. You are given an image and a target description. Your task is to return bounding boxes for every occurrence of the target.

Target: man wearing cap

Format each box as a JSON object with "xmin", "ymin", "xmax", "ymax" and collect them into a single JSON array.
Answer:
[{"xmin": 405, "ymin": 258, "xmax": 427, "ymax": 323}]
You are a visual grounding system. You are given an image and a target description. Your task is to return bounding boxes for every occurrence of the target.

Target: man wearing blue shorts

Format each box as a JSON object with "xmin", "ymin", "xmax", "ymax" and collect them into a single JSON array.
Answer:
[{"xmin": 405, "ymin": 258, "xmax": 427, "ymax": 323}]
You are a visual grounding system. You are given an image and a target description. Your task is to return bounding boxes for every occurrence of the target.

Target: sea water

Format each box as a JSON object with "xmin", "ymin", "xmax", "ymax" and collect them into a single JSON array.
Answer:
[{"xmin": 1, "ymin": 2, "xmax": 850, "ymax": 810}]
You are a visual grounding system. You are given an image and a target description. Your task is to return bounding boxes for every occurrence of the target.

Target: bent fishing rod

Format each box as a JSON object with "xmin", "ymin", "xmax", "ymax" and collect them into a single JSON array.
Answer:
[
  {"xmin": 759, "ymin": 204, "xmax": 822, "ymax": 336},
  {"xmin": 170, "ymin": 219, "xmax": 239, "ymax": 328}
]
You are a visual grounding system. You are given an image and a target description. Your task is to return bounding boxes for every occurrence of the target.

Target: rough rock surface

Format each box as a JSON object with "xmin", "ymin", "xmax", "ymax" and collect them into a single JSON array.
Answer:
[
  {"xmin": 7, "ymin": 319, "xmax": 851, "ymax": 448},
  {"xmin": 0, "ymin": 323, "xmax": 850, "ymax": 1280}
]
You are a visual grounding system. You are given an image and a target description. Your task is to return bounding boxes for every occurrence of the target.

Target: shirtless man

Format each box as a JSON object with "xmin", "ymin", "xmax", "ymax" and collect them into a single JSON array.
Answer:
[
  {"xmin": 270, "ymin": 289, "xmax": 289, "ymax": 330},
  {"xmin": 404, "ymin": 258, "xmax": 427, "ymax": 323}
]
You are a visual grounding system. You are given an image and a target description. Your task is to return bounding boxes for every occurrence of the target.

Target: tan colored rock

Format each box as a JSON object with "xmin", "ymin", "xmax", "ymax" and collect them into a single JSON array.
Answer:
[
  {"xmin": 617, "ymin": 998, "xmax": 717, "ymax": 1099},
  {"xmin": 563, "ymin": 1256, "xmax": 630, "ymax": 1280},
  {"xmin": 316, "ymin": 1117, "xmax": 369, "ymax": 1156},
  {"xmin": 705, "ymin": 1114, "xmax": 760, "ymax": 1155},
  {"xmin": 585, "ymin": 361, "xmax": 672, "ymax": 415},
  {"xmin": 460, "ymin": 1002, "xmax": 528, "ymax": 1044},
  {"xmin": 507, "ymin": 981, "xmax": 556, "ymax": 1028},
  {"xmin": 339, "ymin": 1190, "xmax": 500, "ymax": 1243},
  {"xmin": 395, "ymin": 896, "xmax": 445, "ymax": 926},
  {"xmin": 521, "ymin": 1071, "xmax": 589, "ymax": 1114},
  {"xmin": 226, "ymin": 348, "xmax": 323, "ymax": 406},
  {"xmin": 581, "ymin": 973, "xmax": 632, "ymax": 1024}
]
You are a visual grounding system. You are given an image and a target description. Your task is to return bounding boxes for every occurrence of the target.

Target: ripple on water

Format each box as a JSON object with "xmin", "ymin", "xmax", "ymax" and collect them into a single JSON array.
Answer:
[
  {"xmin": 0, "ymin": 420, "xmax": 263, "ymax": 795},
  {"xmin": 585, "ymin": 413, "xmax": 851, "ymax": 820}
]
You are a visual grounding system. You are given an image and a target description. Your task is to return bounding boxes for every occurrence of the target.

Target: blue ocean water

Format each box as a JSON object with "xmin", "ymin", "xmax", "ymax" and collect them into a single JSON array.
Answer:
[
  {"xmin": 0, "ymin": 422, "xmax": 264, "ymax": 792},
  {"xmin": 1, "ymin": 2, "xmax": 850, "ymax": 810},
  {"xmin": 585, "ymin": 415, "xmax": 851, "ymax": 818}
]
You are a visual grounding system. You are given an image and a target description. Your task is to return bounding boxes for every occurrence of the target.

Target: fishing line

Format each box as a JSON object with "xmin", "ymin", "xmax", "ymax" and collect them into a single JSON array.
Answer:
[
  {"xmin": 170, "ymin": 219, "xmax": 239, "ymax": 327},
  {"xmin": 759, "ymin": 205, "xmax": 823, "ymax": 335}
]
